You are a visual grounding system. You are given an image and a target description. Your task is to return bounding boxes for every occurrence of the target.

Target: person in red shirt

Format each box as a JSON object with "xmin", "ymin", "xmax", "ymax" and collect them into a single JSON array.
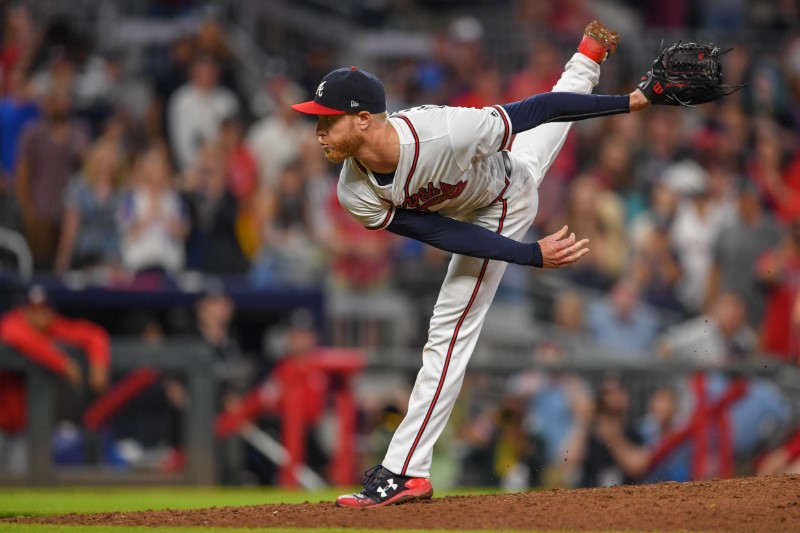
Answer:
[
  {"xmin": 219, "ymin": 115, "xmax": 258, "ymax": 204},
  {"xmin": 0, "ymin": 285, "xmax": 110, "ymax": 434},
  {"xmin": 756, "ymin": 220, "xmax": 800, "ymax": 362},
  {"xmin": 748, "ymin": 127, "xmax": 800, "ymax": 225}
]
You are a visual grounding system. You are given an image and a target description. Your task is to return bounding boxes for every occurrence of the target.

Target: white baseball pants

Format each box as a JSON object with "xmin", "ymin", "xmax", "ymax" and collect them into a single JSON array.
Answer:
[{"xmin": 383, "ymin": 53, "xmax": 601, "ymax": 478}]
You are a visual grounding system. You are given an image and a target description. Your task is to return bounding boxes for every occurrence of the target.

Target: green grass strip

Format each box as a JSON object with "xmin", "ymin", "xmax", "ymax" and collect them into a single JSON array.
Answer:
[{"xmin": 0, "ymin": 486, "xmax": 505, "ymax": 516}]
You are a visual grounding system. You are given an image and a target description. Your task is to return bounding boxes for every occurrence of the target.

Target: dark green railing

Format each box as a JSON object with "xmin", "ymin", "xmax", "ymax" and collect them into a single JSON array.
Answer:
[{"xmin": 0, "ymin": 338, "xmax": 216, "ymax": 486}]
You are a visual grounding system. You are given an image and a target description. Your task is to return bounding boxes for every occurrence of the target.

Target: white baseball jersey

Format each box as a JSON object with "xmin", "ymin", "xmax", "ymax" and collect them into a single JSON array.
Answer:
[{"xmin": 337, "ymin": 104, "xmax": 514, "ymax": 230}]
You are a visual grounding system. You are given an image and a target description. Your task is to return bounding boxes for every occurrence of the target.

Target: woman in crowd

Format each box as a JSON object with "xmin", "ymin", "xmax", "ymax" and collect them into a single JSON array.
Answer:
[
  {"xmin": 117, "ymin": 144, "xmax": 188, "ymax": 274},
  {"xmin": 55, "ymin": 141, "xmax": 124, "ymax": 273}
]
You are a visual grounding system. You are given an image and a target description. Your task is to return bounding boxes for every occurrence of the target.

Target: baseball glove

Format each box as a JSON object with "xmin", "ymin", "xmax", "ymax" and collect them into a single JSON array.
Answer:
[{"xmin": 637, "ymin": 42, "xmax": 743, "ymax": 106}]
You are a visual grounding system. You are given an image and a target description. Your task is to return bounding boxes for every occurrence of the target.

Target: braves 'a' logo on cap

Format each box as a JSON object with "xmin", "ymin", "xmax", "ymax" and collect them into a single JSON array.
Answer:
[{"xmin": 316, "ymin": 81, "xmax": 326, "ymax": 98}]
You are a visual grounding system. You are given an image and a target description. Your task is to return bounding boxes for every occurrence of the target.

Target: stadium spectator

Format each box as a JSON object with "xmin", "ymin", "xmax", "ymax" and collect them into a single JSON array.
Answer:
[
  {"xmin": 586, "ymin": 279, "xmax": 660, "ymax": 359},
  {"xmin": 117, "ymin": 145, "xmax": 188, "ymax": 274},
  {"xmin": 29, "ymin": 46, "xmax": 78, "ymax": 102},
  {"xmin": 585, "ymin": 134, "xmax": 636, "ymax": 196},
  {"xmin": 444, "ymin": 16, "xmax": 487, "ymax": 99},
  {"xmin": 635, "ymin": 108, "xmax": 688, "ymax": 191},
  {"xmin": 631, "ymin": 213, "xmax": 683, "ymax": 313},
  {"xmin": 0, "ymin": 67, "xmax": 37, "ymax": 233},
  {"xmin": 168, "ymin": 278, "xmax": 256, "ymax": 482},
  {"xmin": 0, "ymin": 4, "xmax": 37, "ymax": 95},
  {"xmin": 54, "ymin": 141, "xmax": 124, "ymax": 273},
  {"xmin": 641, "ymin": 0, "xmax": 691, "ymax": 27},
  {"xmin": 656, "ymin": 293, "xmax": 756, "ymax": 365},
  {"xmin": 541, "ymin": 290, "xmax": 595, "ymax": 357},
  {"xmin": 507, "ymin": 343, "xmax": 593, "ymax": 487},
  {"xmin": 192, "ymin": 16, "xmax": 246, "ymax": 107},
  {"xmin": 747, "ymin": 122, "xmax": 800, "ymax": 225},
  {"xmin": 151, "ymin": 35, "xmax": 194, "ymax": 144},
  {"xmin": 299, "ymin": 134, "xmax": 338, "ymax": 243},
  {"xmin": 756, "ymin": 218, "xmax": 800, "ymax": 361},
  {"xmin": 218, "ymin": 115, "xmax": 258, "ymax": 204},
  {"xmin": 249, "ymin": 160, "xmax": 324, "ymax": 288},
  {"xmin": 594, "ymin": 385, "xmax": 690, "ymax": 483},
  {"xmin": 0, "ymin": 285, "xmax": 110, "ymax": 471},
  {"xmin": 194, "ymin": 278, "xmax": 252, "ymax": 389},
  {"xmin": 216, "ymin": 309, "xmax": 330, "ymax": 484},
  {"xmin": 0, "ymin": 67, "xmax": 38, "ymax": 185},
  {"xmin": 664, "ymin": 160, "xmax": 736, "ymax": 314},
  {"xmin": 636, "ymin": 387, "xmax": 689, "ymax": 482},
  {"xmin": 246, "ymin": 77, "xmax": 314, "ymax": 189},
  {"xmin": 699, "ymin": 0, "xmax": 747, "ymax": 31},
  {"xmin": 73, "ymin": 48, "xmax": 151, "ymax": 139},
  {"xmin": 629, "ymin": 172, "xmax": 680, "ymax": 258},
  {"xmin": 448, "ymin": 61, "xmax": 504, "ymax": 109},
  {"xmin": 491, "ymin": 395, "xmax": 544, "ymax": 490},
  {"xmin": 505, "ymin": 38, "xmax": 563, "ymax": 103},
  {"xmin": 412, "ymin": 32, "xmax": 454, "ymax": 105},
  {"xmin": 167, "ymin": 55, "xmax": 239, "ymax": 171},
  {"xmin": 557, "ymin": 175, "xmax": 627, "ymax": 289},
  {"xmin": 698, "ymin": 372, "xmax": 792, "ymax": 460},
  {"xmin": 705, "ymin": 180, "xmax": 782, "ymax": 325},
  {"xmin": 182, "ymin": 142, "xmax": 249, "ymax": 274},
  {"xmin": 746, "ymin": 59, "xmax": 792, "ymax": 121},
  {"xmin": 693, "ymin": 101, "xmax": 750, "ymax": 175},
  {"xmin": 454, "ymin": 374, "xmax": 513, "ymax": 487},
  {"xmin": 786, "ymin": 37, "xmax": 800, "ymax": 129},
  {"xmin": 580, "ymin": 375, "xmax": 644, "ymax": 487},
  {"xmin": 15, "ymin": 86, "xmax": 89, "ymax": 269}
]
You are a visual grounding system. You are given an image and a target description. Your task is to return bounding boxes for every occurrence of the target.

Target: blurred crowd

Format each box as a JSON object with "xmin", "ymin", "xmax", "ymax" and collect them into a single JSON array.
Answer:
[{"xmin": 1, "ymin": 0, "xmax": 800, "ymax": 486}]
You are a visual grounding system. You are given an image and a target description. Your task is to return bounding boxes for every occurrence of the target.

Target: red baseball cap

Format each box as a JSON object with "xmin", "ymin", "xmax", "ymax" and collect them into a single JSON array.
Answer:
[{"xmin": 292, "ymin": 66, "xmax": 386, "ymax": 115}]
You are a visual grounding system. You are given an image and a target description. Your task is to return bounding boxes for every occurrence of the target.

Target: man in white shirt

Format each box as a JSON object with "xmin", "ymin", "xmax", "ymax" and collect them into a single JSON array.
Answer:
[{"xmin": 167, "ymin": 55, "xmax": 239, "ymax": 171}]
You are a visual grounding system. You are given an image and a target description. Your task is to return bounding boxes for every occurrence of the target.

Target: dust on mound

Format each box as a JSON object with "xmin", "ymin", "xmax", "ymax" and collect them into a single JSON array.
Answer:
[{"xmin": 7, "ymin": 474, "xmax": 800, "ymax": 531}]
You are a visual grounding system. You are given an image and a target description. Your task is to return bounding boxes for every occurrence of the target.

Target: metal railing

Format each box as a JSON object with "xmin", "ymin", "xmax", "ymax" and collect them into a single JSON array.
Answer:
[
  {"xmin": 364, "ymin": 347, "xmax": 800, "ymax": 421},
  {"xmin": 0, "ymin": 338, "xmax": 215, "ymax": 486}
]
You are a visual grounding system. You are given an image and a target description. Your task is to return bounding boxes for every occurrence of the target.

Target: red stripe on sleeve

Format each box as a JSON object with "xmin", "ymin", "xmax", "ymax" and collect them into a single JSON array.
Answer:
[
  {"xmin": 367, "ymin": 205, "xmax": 395, "ymax": 231},
  {"xmin": 492, "ymin": 105, "xmax": 511, "ymax": 151},
  {"xmin": 395, "ymin": 116, "xmax": 420, "ymax": 200}
]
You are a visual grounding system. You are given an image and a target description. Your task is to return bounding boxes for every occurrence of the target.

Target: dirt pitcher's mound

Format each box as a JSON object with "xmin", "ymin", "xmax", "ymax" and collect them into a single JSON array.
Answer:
[{"xmin": 9, "ymin": 474, "xmax": 800, "ymax": 531}]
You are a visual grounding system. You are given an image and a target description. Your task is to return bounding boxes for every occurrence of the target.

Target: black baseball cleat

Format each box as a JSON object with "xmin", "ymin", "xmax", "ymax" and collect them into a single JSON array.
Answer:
[{"xmin": 335, "ymin": 465, "xmax": 433, "ymax": 508}]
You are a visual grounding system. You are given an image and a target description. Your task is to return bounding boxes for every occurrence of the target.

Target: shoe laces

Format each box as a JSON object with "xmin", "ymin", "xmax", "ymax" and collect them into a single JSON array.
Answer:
[{"xmin": 361, "ymin": 464, "xmax": 387, "ymax": 491}]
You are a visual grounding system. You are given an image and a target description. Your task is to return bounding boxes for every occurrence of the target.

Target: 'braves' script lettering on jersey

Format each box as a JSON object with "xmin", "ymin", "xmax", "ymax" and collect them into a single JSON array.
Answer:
[{"xmin": 402, "ymin": 180, "xmax": 467, "ymax": 210}]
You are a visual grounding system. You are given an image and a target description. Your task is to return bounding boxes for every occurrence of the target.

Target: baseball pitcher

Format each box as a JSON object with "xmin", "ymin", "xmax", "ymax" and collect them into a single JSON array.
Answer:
[{"xmin": 292, "ymin": 21, "xmax": 732, "ymax": 507}]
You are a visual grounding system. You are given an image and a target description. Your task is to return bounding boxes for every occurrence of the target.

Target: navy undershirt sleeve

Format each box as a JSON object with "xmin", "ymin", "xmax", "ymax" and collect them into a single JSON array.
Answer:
[
  {"xmin": 501, "ymin": 93, "xmax": 630, "ymax": 134},
  {"xmin": 387, "ymin": 208, "xmax": 543, "ymax": 268}
]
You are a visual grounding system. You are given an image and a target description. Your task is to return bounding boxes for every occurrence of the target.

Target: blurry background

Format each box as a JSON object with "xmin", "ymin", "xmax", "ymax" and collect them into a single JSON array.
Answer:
[{"xmin": 1, "ymin": 0, "xmax": 800, "ymax": 490}]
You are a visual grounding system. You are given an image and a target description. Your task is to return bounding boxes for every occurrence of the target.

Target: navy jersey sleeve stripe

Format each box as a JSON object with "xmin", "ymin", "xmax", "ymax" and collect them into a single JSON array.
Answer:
[
  {"xmin": 501, "ymin": 93, "xmax": 629, "ymax": 134},
  {"xmin": 386, "ymin": 208, "xmax": 543, "ymax": 267}
]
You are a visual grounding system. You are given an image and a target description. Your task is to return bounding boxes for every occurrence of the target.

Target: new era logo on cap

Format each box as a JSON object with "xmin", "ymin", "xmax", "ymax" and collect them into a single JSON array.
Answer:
[{"xmin": 292, "ymin": 66, "xmax": 386, "ymax": 115}]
